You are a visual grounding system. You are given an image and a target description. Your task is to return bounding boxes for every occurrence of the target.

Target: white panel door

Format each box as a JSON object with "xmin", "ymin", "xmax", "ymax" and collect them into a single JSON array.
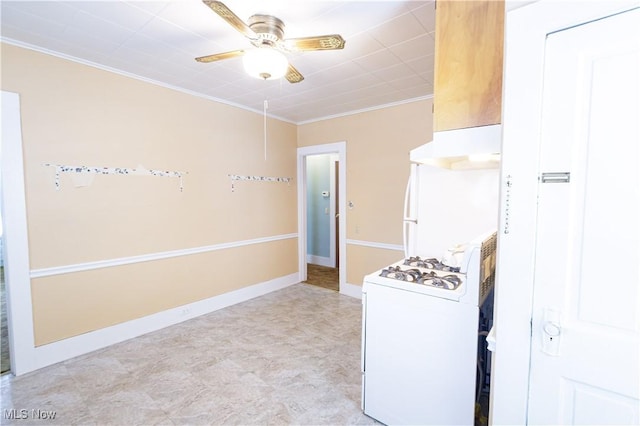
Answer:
[{"xmin": 528, "ymin": 8, "xmax": 640, "ymax": 425}]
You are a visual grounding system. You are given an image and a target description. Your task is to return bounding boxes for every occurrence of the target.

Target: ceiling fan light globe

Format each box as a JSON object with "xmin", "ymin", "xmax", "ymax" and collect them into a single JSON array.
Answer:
[{"xmin": 243, "ymin": 48, "xmax": 288, "ymax": 80}]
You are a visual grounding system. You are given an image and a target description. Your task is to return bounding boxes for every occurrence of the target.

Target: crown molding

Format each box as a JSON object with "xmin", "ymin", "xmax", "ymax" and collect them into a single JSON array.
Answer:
[{"xmin": 1, "ymin": 38, "xmax": 432, "ymax": 126}]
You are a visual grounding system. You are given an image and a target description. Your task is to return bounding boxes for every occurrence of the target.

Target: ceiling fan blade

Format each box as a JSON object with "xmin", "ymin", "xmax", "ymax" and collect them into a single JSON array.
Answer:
[
  {"xmin": 202, "ymin": 1, "xmax": 257, "ymax": 40},
  {"xmin": 195, "ymin": 49, "xmax": 245, "ymax": 63},
  {"xmin": 284, "ymin": 35, "xmax": 346, "ymax": 51},
  {"xmin": 285, "ymin": 64, "xmax": 304, "ymax": 84}
]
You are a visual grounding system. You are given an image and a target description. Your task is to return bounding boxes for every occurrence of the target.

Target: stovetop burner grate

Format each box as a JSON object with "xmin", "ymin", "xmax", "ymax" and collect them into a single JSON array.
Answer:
[
  {"xmin": 403, "ymin": 256, "xmax": 461, "ymax": 273},
  {"xmin": 379, "ymin": 266, "xmax": 462, "ymax": 290}
]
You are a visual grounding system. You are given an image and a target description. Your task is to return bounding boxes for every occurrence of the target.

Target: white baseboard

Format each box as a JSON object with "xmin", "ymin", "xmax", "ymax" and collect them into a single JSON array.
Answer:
[
  {"xmin": 306, "ymin": 255, "xmax": 333, "ymax": 268},
  {"xmin": 26, "ymin": 272, "xmax": 299, "ymax": 374},
  {"xmin": 340, "ymin": 282, "xmax": 363, "ymax": 299}
]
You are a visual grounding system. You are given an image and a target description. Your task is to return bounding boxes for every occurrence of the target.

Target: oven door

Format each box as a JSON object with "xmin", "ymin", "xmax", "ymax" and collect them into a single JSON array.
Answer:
[{"xmin": 362, "ymin": 279, "xmax": 478, "ymax": 425}]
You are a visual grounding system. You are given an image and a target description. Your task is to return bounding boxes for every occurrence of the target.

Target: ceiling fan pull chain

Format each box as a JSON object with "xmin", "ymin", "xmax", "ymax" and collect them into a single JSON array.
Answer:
[{"xmin": 263, "ymin": 99, "xmax": 268, "ymax": 161}]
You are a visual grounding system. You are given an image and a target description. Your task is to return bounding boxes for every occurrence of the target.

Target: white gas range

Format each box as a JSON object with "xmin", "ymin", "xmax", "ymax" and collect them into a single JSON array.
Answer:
[
  {"xmin": 361, "ymin": 231, "xmax": 497, "ymax": 425},
  {"xmin": 365, "ymin": 230, "xmax": 496, "ymax": 305}
]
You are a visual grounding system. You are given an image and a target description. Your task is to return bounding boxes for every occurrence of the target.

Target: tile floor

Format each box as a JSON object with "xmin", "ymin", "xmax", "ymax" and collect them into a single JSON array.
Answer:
[{"xmin": 0, "ymin": 284, "xmax": 376, "ymax": 425}]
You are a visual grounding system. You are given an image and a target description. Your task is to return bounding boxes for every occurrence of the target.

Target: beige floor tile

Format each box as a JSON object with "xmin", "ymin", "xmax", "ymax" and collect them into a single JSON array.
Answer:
[{"xmin": 1, "ymin": 284, "xmax": 376, "ymax": 425}]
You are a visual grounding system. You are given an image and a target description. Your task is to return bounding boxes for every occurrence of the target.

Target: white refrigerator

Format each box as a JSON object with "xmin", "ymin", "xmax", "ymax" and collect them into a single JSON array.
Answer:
[{"xmin": 404, "ymin": 162, "xmax": 500, "ymax": 258}]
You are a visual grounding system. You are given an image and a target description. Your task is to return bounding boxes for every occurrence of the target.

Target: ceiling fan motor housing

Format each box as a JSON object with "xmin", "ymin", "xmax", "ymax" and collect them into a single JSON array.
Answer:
[{"xmin": 248, "ymin": 14, "xmax": 285, "ymax": 46}]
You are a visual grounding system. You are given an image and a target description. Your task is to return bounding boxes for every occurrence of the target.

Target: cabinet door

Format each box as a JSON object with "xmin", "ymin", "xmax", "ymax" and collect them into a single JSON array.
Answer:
[{"xmin": 434, "ymin": 0, "xmax": 504, "ymax": 132}]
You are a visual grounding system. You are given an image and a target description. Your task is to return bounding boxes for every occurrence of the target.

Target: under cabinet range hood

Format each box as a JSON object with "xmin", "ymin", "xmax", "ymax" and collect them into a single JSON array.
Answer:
[{"xmin": 410, "ymin": 124, "xmax": 502, "ymax": 170}]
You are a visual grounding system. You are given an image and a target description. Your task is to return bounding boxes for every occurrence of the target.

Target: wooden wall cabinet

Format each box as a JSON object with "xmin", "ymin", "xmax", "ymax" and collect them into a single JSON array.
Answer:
[{"xmin": 433, "ymin": 0, "xmax": 505, "ymax": 132}]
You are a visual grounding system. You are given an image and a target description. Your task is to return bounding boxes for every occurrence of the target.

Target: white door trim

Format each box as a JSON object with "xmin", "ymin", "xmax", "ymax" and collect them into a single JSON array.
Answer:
[
  {"xmin": 493, "ymin": 1, "xmax": 639, "ymax": 424},
  {"xmin": 1, "ymin": 91, "xmax": 36, "ymax": 375},
  {"xmin": 297, "ymin": 142, "xmax": 346, "ymax": 293},
  {"xmin": 328, "ymin": 155, "xmax": 338, "ymax": 268}
]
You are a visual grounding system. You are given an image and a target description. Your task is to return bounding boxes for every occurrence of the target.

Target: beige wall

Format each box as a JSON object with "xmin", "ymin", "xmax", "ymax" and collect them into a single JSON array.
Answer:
[
  {"xmin": 1, "ymin": 44, "xmax": 298, "ymax": 345},
  {"xmin": 297, "ymin": 100, "xmax": 433, "ymax": 285},
  {"xmin": 31, "ymin": 239, "xmax": 297, "ymax": 344},
  {"xmin": 1, "ymin": 42, "xmax": 433, "ymax": 346}
]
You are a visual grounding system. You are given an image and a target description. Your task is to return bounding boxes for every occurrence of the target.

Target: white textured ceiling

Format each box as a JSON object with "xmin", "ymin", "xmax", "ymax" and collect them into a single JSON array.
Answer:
[{"xmin": 1, "ymin": 0, "xmax": 436, "ymax": 123}]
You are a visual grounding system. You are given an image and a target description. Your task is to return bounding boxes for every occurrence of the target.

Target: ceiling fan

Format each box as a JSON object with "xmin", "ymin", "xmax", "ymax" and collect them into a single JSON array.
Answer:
[{"xmin": 195, "ymin": 0, "xmax": 346, "ymax": 83}]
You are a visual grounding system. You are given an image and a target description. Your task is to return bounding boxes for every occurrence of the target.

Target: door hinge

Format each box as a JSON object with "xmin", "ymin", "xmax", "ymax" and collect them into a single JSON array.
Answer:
[{"xmin": 540, "ymin": 172, "xmax": 570, "ymax": 183}]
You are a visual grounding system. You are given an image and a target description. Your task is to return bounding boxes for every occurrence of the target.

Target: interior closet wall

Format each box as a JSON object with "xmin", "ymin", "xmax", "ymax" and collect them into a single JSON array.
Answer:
[{"xmin": 0, "ymin": 43, "xmax": 298, "ymax": 346}]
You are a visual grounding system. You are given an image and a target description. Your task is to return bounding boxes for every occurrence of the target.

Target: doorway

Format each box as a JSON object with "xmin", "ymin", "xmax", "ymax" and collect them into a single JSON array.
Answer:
[
  {"xmin": 297, "ymin": 142, "xmax": 346, "ymax": 294},
  {"xmin": 304, "ymin": 153, "xmax": 339, "ymax": 291},
  {"xmin": 2, "ymin": 91, "xmax": 35, "ymax": 376},
  {"xmin": 491, "ymin": 3, "xmax": 640, "ymax": 423}
]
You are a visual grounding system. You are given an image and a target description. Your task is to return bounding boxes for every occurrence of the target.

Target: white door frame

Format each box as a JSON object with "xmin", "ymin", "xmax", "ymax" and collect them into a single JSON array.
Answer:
[
  {"xmin": 328, "ymin": 154, "xmax": 338, "ymax": 268},
  {"xmin": 1, "ymin": 91, "xmax": 36, "ymax": 375},
  {"xmin": 297, "ymin": 142, "xmax": 346, "ymax": 292},
  {"xmin": 491, "ymin": 1, "xmax": 639, "ymax": 424}
]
